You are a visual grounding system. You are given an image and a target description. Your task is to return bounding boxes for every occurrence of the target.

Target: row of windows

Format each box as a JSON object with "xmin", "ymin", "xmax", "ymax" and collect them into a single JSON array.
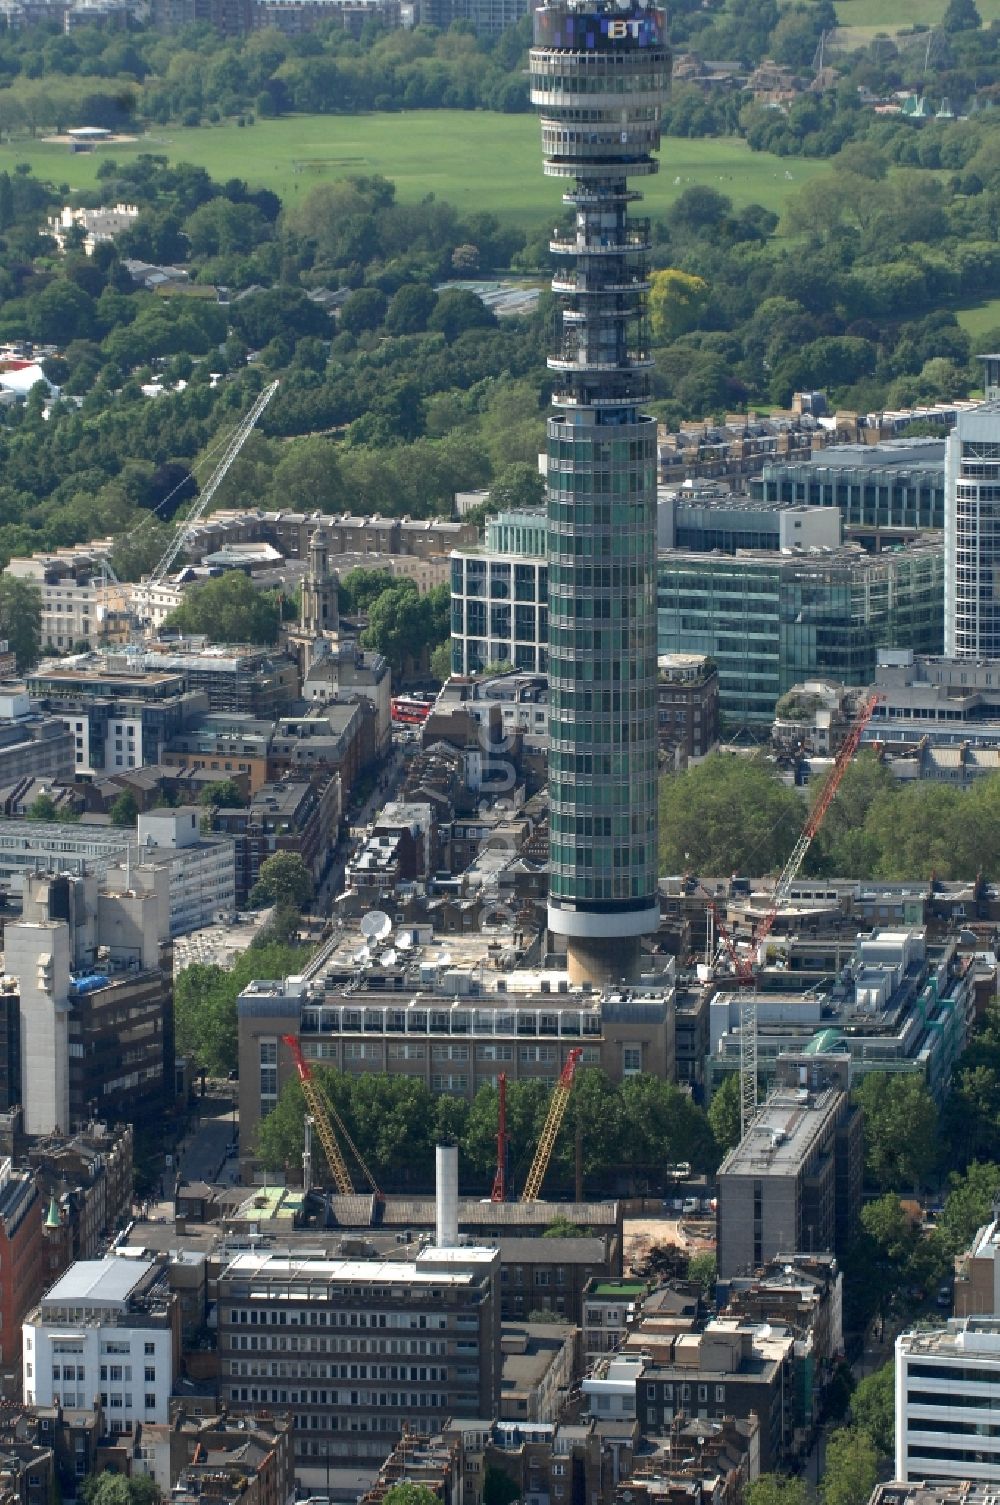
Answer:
[{"xmin": 224, "ymin": 1333, "xmax": 446, "ymax": 1355}]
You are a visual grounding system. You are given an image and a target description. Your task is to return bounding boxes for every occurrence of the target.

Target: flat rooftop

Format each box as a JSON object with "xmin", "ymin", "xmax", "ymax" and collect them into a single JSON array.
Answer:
[
  {"xmin": 220, "ymin": 1252, "xmax": 493, "ymax": 1285},
  {"xmin": 43, "ymin": 1255, "xmax": 153, "ymax": 1307},
  {"xmin": 718, "ymin": 1087, "xmax": 842, "ymax": 1178}
]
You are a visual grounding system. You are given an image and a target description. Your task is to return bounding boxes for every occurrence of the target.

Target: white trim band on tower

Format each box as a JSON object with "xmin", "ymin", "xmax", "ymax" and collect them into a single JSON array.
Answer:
[{"xmin": 548, "ymin": 901, "xmax": 660, "ymax": 939}]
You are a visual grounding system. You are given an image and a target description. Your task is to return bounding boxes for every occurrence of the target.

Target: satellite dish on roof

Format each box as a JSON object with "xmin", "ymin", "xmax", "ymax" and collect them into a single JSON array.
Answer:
[
  {"xmin": 397, "ymin": 932, "xmax": 414, "ymax": 951},
  {"xmin": 438, "ymin": 952, "xmax": 453, "ymax": 967},
  {"xmin": 382, "ymin": 948, "xmax": 397, "ymax": 968},
  {"xmin": 361, "ymin": 910, "xmax": 392, "ymax": 942}
]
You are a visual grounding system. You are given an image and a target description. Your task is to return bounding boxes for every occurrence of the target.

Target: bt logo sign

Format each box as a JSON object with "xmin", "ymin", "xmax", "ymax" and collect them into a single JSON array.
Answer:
[{"xmin": 607, "ymin": 18, "xmax": 648, "ymax": 36}]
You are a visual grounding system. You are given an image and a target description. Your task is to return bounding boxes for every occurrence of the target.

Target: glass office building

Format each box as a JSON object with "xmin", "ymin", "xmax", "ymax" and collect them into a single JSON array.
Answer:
[
  {"xmin": 945, "ymin": 364, "xmax": 1000, "ymax": 658},
  {"xmin": 658, "ymin": 541, "xmax": 945, "ymax": 730},
  {"xmin": 531, "ymin": 0, "xmax": 669, "ymax": 984}
]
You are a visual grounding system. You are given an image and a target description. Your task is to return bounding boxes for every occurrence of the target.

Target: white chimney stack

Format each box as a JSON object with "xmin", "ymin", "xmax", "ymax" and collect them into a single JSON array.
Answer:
[{"xmin": 435, "ymin": 1142, "xmax": 459, "ymax": 1249}]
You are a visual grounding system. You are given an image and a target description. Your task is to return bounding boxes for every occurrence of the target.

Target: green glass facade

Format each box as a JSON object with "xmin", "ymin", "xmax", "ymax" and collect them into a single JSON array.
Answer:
[
  {"xmin": 531, "ymin": 0, "xmax": 669, "ymax": 980},
  {"xmin": 657, "ymin": 543, "xmax": 945, "ymax": 729},
  {"xmin": 751, "ymin": 462, "xmax": 945, "ymax": 534}
]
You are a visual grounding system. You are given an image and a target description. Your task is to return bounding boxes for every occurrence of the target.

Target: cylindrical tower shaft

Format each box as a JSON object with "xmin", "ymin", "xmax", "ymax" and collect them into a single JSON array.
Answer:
[{"xmin": 531, "ymin": 0, "xmax": 670, "ymax": 986}]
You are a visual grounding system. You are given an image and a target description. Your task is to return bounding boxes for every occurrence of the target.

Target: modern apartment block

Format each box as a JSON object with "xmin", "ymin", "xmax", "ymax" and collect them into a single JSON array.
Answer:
[
  {"xmin": 716, "ymin": 1054, "xmax": 863, "ymax": 1280},
  {"xmin": 530, "ymin": 0, "xmax": 669, "ymax": 985},
  {"xmin": 946, "ymin": 359, "xmax": 1000, "ymax": 658},
  {"xmin": 657, "ymin": 538, "xmax": 944, "ymax": 728},
  {"xmin": 26, "ymin": 661, "xmax": 207, "ymax": 776},
  {"xmin": 450, "ymin": 509, "xmax": 548, "ymax": 676},
  {"xmin": 23, "ymin": 1256, "xmax": 178, "ymax": 1430},
  {"xmin": 216, "ymin": 1240, "xmax": 501, "ymax": 1465},
  {"xmin": 895, "ymin": 1317, "xmax": 1000, "ymax": 1483}
]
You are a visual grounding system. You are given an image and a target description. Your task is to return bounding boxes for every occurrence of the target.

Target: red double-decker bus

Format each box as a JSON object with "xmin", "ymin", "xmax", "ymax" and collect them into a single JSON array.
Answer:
[{"xmin": 391, "ymin": 695, "xmax": 433, "ymax": 726}]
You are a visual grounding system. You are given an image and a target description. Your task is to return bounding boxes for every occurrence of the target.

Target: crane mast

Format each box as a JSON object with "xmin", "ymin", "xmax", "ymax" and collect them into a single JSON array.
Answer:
[
  {"xmin": 133, "ymin": 380, "xmax": 278, "ymax": 622},
  {"xmin": 491, "ymin": 1072, "xmax": 509, "ymax": 1203},
  {"xmin": 521, "ymin": 1048, "xmax": 583, "ymax": 1201},
  {"xmin": 281, "ymin": 1034, "xmax": 381, "ymax": 1198},
  {"xmin": 704, "ymin": 691, "xmax": 881, "ymax": 1134}
]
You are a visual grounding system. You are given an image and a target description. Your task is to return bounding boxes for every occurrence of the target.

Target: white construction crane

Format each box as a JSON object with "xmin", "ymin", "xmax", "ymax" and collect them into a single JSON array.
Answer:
[{"xmin": 133, "ymin": 379, "xmax": 278, "ymax": 625}]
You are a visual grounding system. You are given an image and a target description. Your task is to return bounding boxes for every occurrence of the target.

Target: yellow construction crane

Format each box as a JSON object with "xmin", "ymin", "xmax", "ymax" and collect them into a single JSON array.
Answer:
[
  {"xmin": 521, "ymin": 1047, "xmax": 583, "ymax": 1201},
  {"xmin": 281, "ymin": 1034, "xmax": 381, "ymax": 1198}
]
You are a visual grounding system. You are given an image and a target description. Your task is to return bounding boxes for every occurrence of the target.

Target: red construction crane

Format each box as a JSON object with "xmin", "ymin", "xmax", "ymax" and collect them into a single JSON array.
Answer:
[
  {"xmin": 521, "ymin": 1048, "xmax": 583, "ymax": 1201},
  {"xmin": 491, "ymin": 1072, "xmax": 509, "ymax": 1202},
  {"xmin": 281, "ymin": 1034, "xmax": 381, "ymax": 1199},
  {"xmin": 700, "ymin": 690, "xmax": 881, "ymax": 1130}
]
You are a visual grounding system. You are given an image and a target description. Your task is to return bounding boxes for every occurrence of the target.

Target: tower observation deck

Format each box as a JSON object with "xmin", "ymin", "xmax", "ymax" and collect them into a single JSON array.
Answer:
[{"xmin": 531, "ymin": 0, "xmax": 670, "ymax": 985}]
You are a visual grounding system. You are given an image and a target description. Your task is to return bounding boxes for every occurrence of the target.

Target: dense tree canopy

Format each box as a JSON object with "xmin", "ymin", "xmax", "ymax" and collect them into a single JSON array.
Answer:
[
  {"xmin": 660, "ymin": 756, "xmax": 1000, "ymax": 884},
  {"xmin": 258, "ymin": 1065, "xmax": 720, "ymax": 1195},
  {"xmin": 174, "ymin": 940, "xmax": 311, "ymax": 1074},
  {"xmin": 248, "ymin": 851, "xmax": 314, "ymax": 911},
  {"xmin": 659, "ymin": 755, "xmax": 803, "ymax": 876},
  {"xmin": 163, "ymin": 571, "xmax": 282, "ymax": 646}
]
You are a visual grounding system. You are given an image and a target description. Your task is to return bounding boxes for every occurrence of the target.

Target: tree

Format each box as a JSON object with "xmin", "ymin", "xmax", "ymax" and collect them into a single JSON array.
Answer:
[
  {"xmin": 339, "ymin": 287, "xmax": 389, "ymax": 335},
  {"xmin": 488, "ymin": 462, "xmax": 545, "ymax": 513},
  {"xmin": 686, "ymin": 1251, "xmax": 717, "ymax": 1295},
  {"xmin": 747, "ymin": 1479, "xmax": 808, "ymax": 1505},
  {"xmin": 430, "ymin": 640, "xmax": 452, "ymax": 682},
  {"xmin": 361, "ymin": 581, "xmax": 439, "ymax": 674},
  {"xmin": 707, "ymin": 1073, "xmax": 742, "ymax": 1155},
  {"xmin": 0, "ymin": 575, "xmax": 41, "ymax": 670},
  {"xmin": 27, "ymin": 793, "xmax": 59, "ymax": 822},
  {"xmin": 338, "ymin": 568, "xmax": 396, "ymax": 616},
  {"xmin": 163, "ymin": 572, "xmax": 281, "ymax": 646},
  {"xmin": 943, "ymin": 0, "xmax": 981, "ymax": 29},
  {"xmin": 427, "ymin": 288, "xmax": 495, "ymax": 342},
  {"xmin": 385, "ymin": 282, "xmax": 438, "ymax": 335},
  {"xmin": 544, "ymin": 1217, "xmax": 586, "ymax": 1237},
  {"xmin": 175, "ymin": 941, "xmax": 310, "ymax": 1075},
  {"xmin": 383, "ymin": 1488, "xmax": 440, "ymax": 1505},
  {"xmin": 81, "ymin": 1473, "xmax": 161, "ymax": 1505},
  {"xmin": 483, "ymin": 1467, "xmax": 520, "ymax": 1505},
  {"xmin": 851, "ymin": 1361, "xmax": 895, "ymax": 1459},
  {"xmin": 249, "ymin": 851, "xmax": 314, "ymax": 912},
  {"xmin": 659, "ymin": 755, "xmax": 803, "ymax": 876},
  {"xmin": 820, "ymin": 1428, "xmax": 878, "ymax": 1505},
  {"xmin": 937, "ymin": 1161, "xmax": 1000, "ymax": 1256},
  {"xmin": 199, "ymin": 778, "xmax": 246, "ymax": 809},
  {"xmin": 109, "ymin": 791, "xmax": 139, "ymax": 827},
  {"xmin": 650, "ymin": 269, "xmax": 710, "ymax": 342},
  {"xmin": 852, "ymin": 1074, "xmax": 938, "ymax": 1189}
]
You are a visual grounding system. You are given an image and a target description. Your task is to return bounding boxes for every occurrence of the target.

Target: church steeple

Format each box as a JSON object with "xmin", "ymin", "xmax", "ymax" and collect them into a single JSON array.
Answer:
[{"xmin": 300, "ymin": 526, "xmax": 338, "ymax": 646}]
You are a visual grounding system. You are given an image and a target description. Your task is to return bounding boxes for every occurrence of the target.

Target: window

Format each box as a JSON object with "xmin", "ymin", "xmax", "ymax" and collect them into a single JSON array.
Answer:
[
  {"xmin": 145, "ymin": 1367, "xmax": 155, "ymax": 1382},
  {"xmin": 145, "ymin": 1395, "xmax": 156, "ymax": 1410},
  {"xmin": 144, "ymin": 1344, "xmax": 154, "ymax": 1356}
]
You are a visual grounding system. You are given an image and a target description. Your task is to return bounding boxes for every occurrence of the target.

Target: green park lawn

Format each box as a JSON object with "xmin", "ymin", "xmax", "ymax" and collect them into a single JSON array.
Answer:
[
  {"xmin": 957, "ymin": 297, "xmax": 1000, "ymax": 338},
  {"xmin": 835, "ymin": 0, "xmax": 1000, "ymax": 29},
  {"xmin": 1, "ymin": 111, "xmax": 831, "ymax": 226}
]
